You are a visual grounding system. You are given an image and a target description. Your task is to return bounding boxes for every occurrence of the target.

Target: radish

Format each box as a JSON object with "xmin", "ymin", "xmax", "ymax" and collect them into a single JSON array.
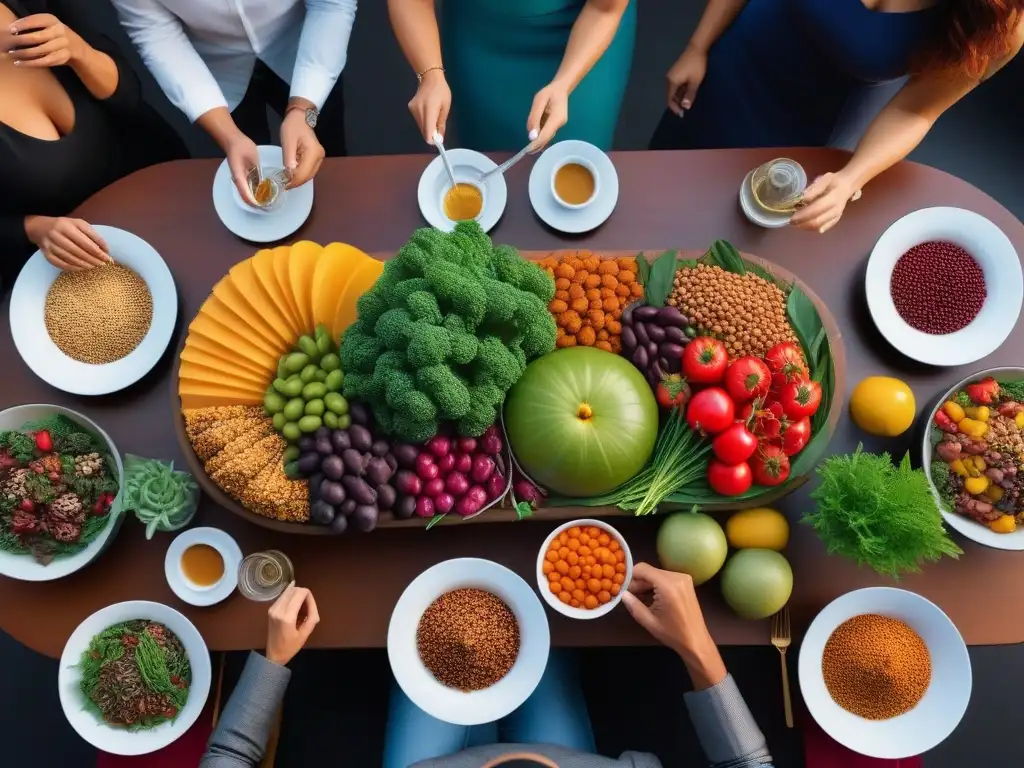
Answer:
[
  {"xmin": 456, "ymin": 437, "xmax": 477, "ymax": 454},
  {"xmin": 514, "ymin": 479, "xmax": 543, "ymax": 505},
  {"xmin": 415, "ymin": 496, "xmax": 435, "ymax": 518},
  {"xmin": 470, "ymin": 455, "xmax": 495, "ymax": 484},
  {"xmin": 395, "ymin": 470, "xmax": 422, "ymax": 496},
  {"xmin": 487, "ymin": 472, "xmax": 506, "ymax": 501},
  {"xmin": 415, "ymin": 454, "xmax": 439, "ymax": 481},
  {"xmin": 426, "ymin": 436, "xmax": 451, "ymax": 458},
  {"xmin": 454, "ymin": 453, "xmax": 473, "ymax": 474},
  {"xmin": 445, "ymin": 471, "xmax": 470, "ymax": 497},
  {"xmin": 424, "ymin": 477, "xmax": 445, "ymax": 497},
  {"xmin": 481, "ymin": 427, "xmax": 502, "ymax": 456},
  {"xmin": 456, "ymin": 486, "xmax": 488, "ymax": 516},
  {"xmin": 434, "ymin": 493, "xmax": 455, "ymax": 514},
  {"xmin": 437, "ymin": 453, "xmax": 456, "ymax": 474}
]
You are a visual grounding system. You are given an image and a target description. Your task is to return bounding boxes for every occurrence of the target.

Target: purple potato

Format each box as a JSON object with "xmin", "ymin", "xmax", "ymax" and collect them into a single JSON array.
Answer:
[
  {"xmin": 315, "ymin": 437, "xmax": 334, "ymax": 456},
  {"xmin": 330, "ymin": 429, "xmax": 351, "ymax": 452},
  {"xmin": 651, "ymin": 360, "xmax": 665, "ymax": 381},
  {"xmin": 633, "ymin": 304, "xmax": 659, "ymax": 321},
  {"xmin": 297, "ymin": 452, "xmax": 321, "ymax": 475},
  {"xmin": 394, "ymin": 495, "xmax": 417, "ymax": 519},
  {"xmin": 660, "ymin": 342, "xmax": 685, "ymax": 361},
  {"xmin": 310, "ymin": 500, "xmax": 336, "ymax": 525},
  {"xmin": 663, "ymin": 326, "xmax": 686, "ymax": 344},
  {"xmin": 348, "ymin": 401, "xmax": 371, "ymax": 427},
  {"xmin": 342, "ymin": 475, "xmax": 377, "ymax": 506},
  {"xmin": 298, "ymin": 436, "xmax": 316, "ymax": 452},
  {"xmin": 647, "ymin": 341, "xmax": 658, "ymax": 357},
  {"xmin": 646, "ymin": 323, "xmax": 666, "ymax": 342},
  {"xmin": 376, "ymin": 483, "xmax": 397, "ymax": 511},
  {"xmin": 329, "ymin": 512, "xmax": 349, "ymax": 534},
  {"xmin": 392, "ymin": 443, "xmax": 419, "ymax": 469},
  {"xmin": 366, "ymin": 456, "xmax": 393, "ymax": 486},
  {"xmin": 621, "ymin": 326, "xmax": 637, "ymax": 353},
  {"xmin": 321, "ymin": 454, "xmax": 345, "ymax": 481},
  {"xmin": 621, "ymin": 302, "xmax": 638, "ymax": 325},
  {"xmin": 632, "ymin": 346, "xmax": 648, "ymax": 370},
  {"xmin": 319, "ymin": 479, "xmax": 345, "ymax": 506},
  {"xmin": 634, "ymin": 321, "xmax": 650, "ymax": 347},
  {"xmin": 341, "ymin": 448, "xmax": 366, "ymax": 476},
  {"xmin": 348, "ymin": 424, "xmax": 373, "ymax": 452},
  {"xmin": 315, "ymin": 426, "xmax": 331, "ymax": 440},
  {"xmin": 340, "ymin": 499, "xmax": 357, "ymax": 516},
  {"xmin": 308, "ymin": 472, "xmax": 324, "ymax": 502},
  {"xmin": 351, "ymin": 505, "xmax": 379, "ymax": 532},
  {"xmin": 370, "ymin": 439, "xmax": 390, "ymax": 457},
  {"xmin": 384, "ymin": 454, "xmax": 398, "ymax": 472},
  {"xmin": 657, "ymin": 357, "xmax": 670, "ymax": 372},
  {"xmin": 656, "ymin": 306, "xmax": 686, "ymax": 327}
]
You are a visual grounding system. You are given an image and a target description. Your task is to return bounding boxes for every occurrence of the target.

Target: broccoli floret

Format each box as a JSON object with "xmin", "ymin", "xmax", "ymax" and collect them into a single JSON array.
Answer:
[
  {"xmin": 406, "ymin": 322, "xmax": 453, "ymax": 368},
  {"xmin": 405, "ymin": 291, "xmax": 443, "ymax": 325},
  {"xmin": 383, "ymin": 369, "xmax": 415, "ymax": 409},
  {"xmin": 342, "ymin": 371, "xmax": 375, "ymax": 402},
  {"xmin": 355, "ymin": 289, "xmax": 389, "ymax": 327},
  {"xmin": 393, "ymin": 389, "xmax": 438, "ymax": 424},
  {"xmin": 442, "ymin": 314, "xmax": 479, "ymax": 364},
  {"xmin": 339, "ymin": 327, "xmax": 382, "ymax": 373},
  {"xmin": 475, "ymin": 336, "xmax": 525, "ymax": 391},
  {"xmin": 480, "ymin": 277, "xmax": 519, "ymax": 324},
  {"xmin": 423, "ymin": 260, "xmax": 487, "ymax": 326},
  {"xmin": 417, "ymin": 365, "xmax": 472, "ymax": 420},
  {"xmin": 385, "ymin": 277, "xmax": 432, "ymax": 308},
  {"xmin": 492, "ymin": 245, "xmax": 556, "ymax": 302},
  {"xmin": 516, "ymin": 293, "xmax": 558, "ymax": 359},
  {"xmin": 374, "ymin": 308, "xmax": 413, "ymax": 351},
  {"xmin": 391, "ymin": 413, "xmax": 437, "ymax": 444},
  {"xmin": 457, "ymin": 383, "xmax": 502, "ymax": 436},
  {"xmin": 371, "ymin": 403, "xmax": 395, "ymax": 435}
]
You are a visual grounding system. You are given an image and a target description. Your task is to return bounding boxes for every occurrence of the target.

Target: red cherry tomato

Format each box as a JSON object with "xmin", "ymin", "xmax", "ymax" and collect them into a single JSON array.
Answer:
[
  {"xmin": 723, "ymin": 356, "xmax": 771, "ymax": 403},
  {"xmin": 686, "ymin": 387, "xmax": 735, "ymax": 435},
  {"xmin": 682, "ymin": 337, "xmax": 728, "ymax": 384},
  {"xmin": 764, "ymin": 342, "xmax": 805, "ymax": 373},
  {"xmin": 708, "ymin": 459, "xmax": 753, "ymax": 496},
  {"xmin": 778, "ymin": 379, "xmax": 823, "ymax": 420},
  {"xmin": 750, "ymin": 444, "xmax": 791, "ymax": 486},
  {"xmin": 655, "ymin": 374, "xmax": 691, "ymax": 411},
  {"xmin": 781, "ymin": 416, "xmax": 812, "ymax": 456},
  {"xmin": 712, "ymin": 422, "xmax": 759, "ymax": 464}
]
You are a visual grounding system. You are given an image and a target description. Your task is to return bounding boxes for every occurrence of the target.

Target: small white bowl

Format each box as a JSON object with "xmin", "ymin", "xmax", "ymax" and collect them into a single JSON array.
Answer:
[
  {"xmin": 164, "ymin": 527, "xmax": 242, "ymax": 607},
  {"xmin": 536, "ymin": 519, "xmax": 633, "ymax": 620},
  {"xmin": 387, "ymin": 557, "xmax": 550, "ymax": 726},
  {"xmin": 550, "ymin": 155, "xmax": 600, "ymax": 210},
  {"xmin": 58, "ymin": 600, "xmax": 212, "ymax": 756},
  {"xmin": 798, "ymin": 587, "xmax": 971, "ymax": 760},
  {"xmin": 865, "ymin": 207, "xmax": 1022, "ymax": 366},
  {"xmin": 418, "ymin": 149, "xmax": 507, "ymax": 234}
]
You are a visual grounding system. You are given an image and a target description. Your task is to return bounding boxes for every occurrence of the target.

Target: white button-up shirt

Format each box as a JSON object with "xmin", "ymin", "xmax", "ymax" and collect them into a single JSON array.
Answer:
[{"xmin": 110, "ymin": 0, "xmax": 357, "ymax": 123}]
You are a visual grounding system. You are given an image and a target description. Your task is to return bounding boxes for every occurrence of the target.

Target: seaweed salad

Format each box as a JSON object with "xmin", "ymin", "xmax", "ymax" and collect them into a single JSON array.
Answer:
[
  {"xmin": 0, "ymin": 414, "xmax": 119, "ymax": 564},
  {"xmin": 78, "ymin": 620, "xmax": 191, "ymax": 729}
]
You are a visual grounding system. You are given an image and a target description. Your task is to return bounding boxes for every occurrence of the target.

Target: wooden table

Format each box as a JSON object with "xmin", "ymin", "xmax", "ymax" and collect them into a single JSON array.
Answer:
[{"xmin": 2, "ymin": 148, "xmax": 1023, "ymax": 659}]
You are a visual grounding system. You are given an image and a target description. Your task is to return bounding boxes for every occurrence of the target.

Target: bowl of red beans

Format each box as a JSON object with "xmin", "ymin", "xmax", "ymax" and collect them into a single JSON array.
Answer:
[{"xmin": 865, "ymin": 207, "xmax": 1022, "ymax": 366}]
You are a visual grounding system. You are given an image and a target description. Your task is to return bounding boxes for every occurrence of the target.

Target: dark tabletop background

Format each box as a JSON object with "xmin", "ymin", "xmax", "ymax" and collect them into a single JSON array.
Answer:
[{"xmin": 3, "ymin": 1, "xmax": 1023, "ymax": 766}]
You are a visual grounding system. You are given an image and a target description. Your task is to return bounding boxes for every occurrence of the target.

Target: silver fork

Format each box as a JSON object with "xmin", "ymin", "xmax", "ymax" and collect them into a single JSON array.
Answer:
[{"xmin": 771, "ymin": 607, "xmax": 794, "ymax": 729}]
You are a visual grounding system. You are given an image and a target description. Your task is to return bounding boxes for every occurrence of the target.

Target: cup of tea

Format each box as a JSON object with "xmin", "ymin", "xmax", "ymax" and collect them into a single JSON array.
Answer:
[
  {"xmin": 178, "ymin": 540, "xmax": 227, "ymax": 593},
  {"xmin": 438, "ymin": 177, "xmax": 487, "ymax": 223},
  {"xmin": 551, "ymin": 156, "xmax": 600, "ymax": 210},
  {"xmin": 233, "ymin": 166, "xmax": 289, "ymax": 214}
]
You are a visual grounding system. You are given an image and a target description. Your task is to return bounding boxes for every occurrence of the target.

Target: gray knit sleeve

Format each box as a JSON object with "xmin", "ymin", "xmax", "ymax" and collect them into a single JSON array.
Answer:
[
  {"xmin": 200, "ymin": 652, "xmax": 292, "ymax": 768},
  {"xmin": 684, "ymin": 675, "xmax": 774, "ymax": 768}
]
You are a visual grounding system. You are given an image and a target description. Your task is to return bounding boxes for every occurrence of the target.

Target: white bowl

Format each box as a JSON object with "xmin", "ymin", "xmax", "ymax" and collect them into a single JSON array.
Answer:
[
  {"xmin": 536, "ymin": 519, "xmax": 633, "ymax": 620},
  {"xmin": 865, "ymin": 207, "xmax": 1022, "ymax": 366},
  {"xmin": 798, "ymin": 587, "xmax": 971, "ymax": 760},
  {"xmin": 418, "ymin": 149, "xmax": 507, "ymax": 234},
  {"xmin": 387, "ymin": 557, "xmax": 550, "ymax": 726},
  {"xmin": 164, "ymin": 527, "xmax": 243, "ymax": 607},
  {"xmin": 0, "ymin": 404, "xmax": 124, "ymax": 582},
  {"xmin": 58, "ymin": 600, "xmax": 212, "ymax": 756},
  {"xmin": 922, "ymin": 366, "xmax": 1024, "ymax": 550},
  {"xmin": 10, "ymin": 226, "xmax": 178, "ymax": 396}
]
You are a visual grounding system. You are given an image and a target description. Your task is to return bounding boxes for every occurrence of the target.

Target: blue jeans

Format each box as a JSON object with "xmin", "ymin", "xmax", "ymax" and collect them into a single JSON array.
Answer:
[{"xmin": 383, "ymin": 649, "xmax": 595, "ymax": 768}]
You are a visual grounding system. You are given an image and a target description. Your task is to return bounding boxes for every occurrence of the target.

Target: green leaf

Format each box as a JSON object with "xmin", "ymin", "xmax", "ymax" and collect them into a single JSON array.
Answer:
[
  {"xmin": 645, "ymin": 250, "xmax": 678, "ymax": 307},
  {"xmin": 635, "ymin": 251, "xmax": 651, "ymax": 289},
  {"xmin": 702, "ymin": 240, "xmax": 746, "ymax": 275}
]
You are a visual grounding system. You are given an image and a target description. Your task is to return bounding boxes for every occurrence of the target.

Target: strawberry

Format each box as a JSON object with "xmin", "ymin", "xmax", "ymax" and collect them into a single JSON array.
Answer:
[{"xmin": 34, "ymin": 430, "xmax": 53, "ymax": 453}]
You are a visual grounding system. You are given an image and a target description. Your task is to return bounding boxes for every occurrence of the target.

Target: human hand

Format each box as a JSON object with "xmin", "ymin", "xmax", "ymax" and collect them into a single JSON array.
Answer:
[
  {"xmin": 24, "ymin": 216, "xmax": 110, "ymax": 271},
  {"xmin": 527, "ymin": 81, "xmax": 569, "ymax": 152},
  {"xmin": 790, "ymin": 172, "xmax": 862, "ymax": 234},
  {"xmin": 409, "ymin": 70, "xmax": 451, "ymax": 144},
  {"xmin": 224, "ymin": 133, "xmax": 261, "ymax": 207},
  {"xmin": 4, "ymin": 13, "xmax": 85, "ymax": 68},
  {"xmin": 280, "ymin": 106, "xmax": 325, "ymax": 189},
  {"xmin": 665, "ymin": 46, "xmax": 707, "ymax": 115},
  {"xmin": 266, "ymin": 583, "xmax": 320, "ymax": 666}
]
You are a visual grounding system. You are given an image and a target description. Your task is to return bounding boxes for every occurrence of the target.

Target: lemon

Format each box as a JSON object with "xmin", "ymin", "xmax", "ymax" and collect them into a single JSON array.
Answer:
[
  {"xmin": 849, "ymin": 376, "xmax": 916, "ymax": 436},
  {"xmin": 725, "ymin": 507, "xmax": 790, "ymax": 551}
]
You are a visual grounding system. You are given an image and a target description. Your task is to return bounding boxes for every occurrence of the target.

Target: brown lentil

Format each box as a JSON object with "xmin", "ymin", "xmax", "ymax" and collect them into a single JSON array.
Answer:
[
  {"xmin": 44, "ymin": 264, "xmax": 153, "ymax": 364},
  {"xmin": 417, "ymin": 588, "xmax": 520, "ymax": 691},
  {"xmin": 667, "ymin": 264, "xmax": 798, "ymax": 358},
  {"xmin": 890, "ymin": 241, "xmax": 985, "ymax": 334},
  {"xmin": 822, "ymin": 614, "xmax": 931, "ymax": 720}
]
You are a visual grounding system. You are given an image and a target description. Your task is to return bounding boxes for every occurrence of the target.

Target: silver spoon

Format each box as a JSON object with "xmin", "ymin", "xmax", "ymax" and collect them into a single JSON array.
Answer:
[
  {"xmin": 479, "ymin": 129, "xmax": 539, "ymax": 184},
  {"xmin": 432, "ymin": 131, "xmax": 459, "ymax": 191}
]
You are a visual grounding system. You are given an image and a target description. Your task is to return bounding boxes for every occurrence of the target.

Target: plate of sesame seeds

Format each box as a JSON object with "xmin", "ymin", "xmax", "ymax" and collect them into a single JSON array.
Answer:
[{"xmin": 9, "ymin": 226, "xmax": 178, "ymax": 396}]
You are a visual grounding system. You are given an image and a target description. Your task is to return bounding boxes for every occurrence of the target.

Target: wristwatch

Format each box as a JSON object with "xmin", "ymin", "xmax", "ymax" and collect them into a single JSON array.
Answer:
[{"xmin": 286, "ymin": 104, "xmax": 318, "ymax": 129}]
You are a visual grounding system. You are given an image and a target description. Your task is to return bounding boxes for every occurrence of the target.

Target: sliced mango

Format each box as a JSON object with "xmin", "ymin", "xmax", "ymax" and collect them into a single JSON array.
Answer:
[
  {"xmin": 188, "ymin": 312, "xmax": 280, "ymax": 373},
  {"xmin": 311, "ymin": 243, "xmax": 357, "ymax": 335},
  {"xmin": 180, "ymin": 346, "xmax": 271, "ymax": 385},
  {"xmin": 179, "ymin": 380, "xmax": 265, "ymax": 410},
  {"xmin": 288, "ymin": 240, "xmax": 322, "ymax": 334},
  {"xmin": 182, "ymin": 336, "xmax": 271, "ymax": 379},
  {"xmin": 223, "ymin": 261, "xmax": 298, "ymax": 348},
  {"xmin": 332, "ymin": 255, "xmax": 384, "ymax": 339},
  {"xmin": 199, "ymin": 294, "xmax": 286, "ymax": 358},
  {"xmin": 253, "ymin": 248, "xmax": 301, "ymax": 338},
  {"xmin": 273, "ymin": 245, "xmax": 305, "ymax": 334},
  {"xmin": 179, "ymin": 360, "xmax": 271, "ymax": 392}
]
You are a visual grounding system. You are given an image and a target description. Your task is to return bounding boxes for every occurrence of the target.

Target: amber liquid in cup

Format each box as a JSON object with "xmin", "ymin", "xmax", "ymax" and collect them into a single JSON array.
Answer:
[
  {"xmin": 443, "ymin": 183, "xmax": 484, "ymax": 221},
  {"xmin": 180, "ymin": 543, "xmax": 225, "ymax": 588},
  {"xmin": 553, "ymin": 162, "xmax": 596, "ymax": 206},
  {"xmin": 237, "ymin": 550, "xmax": 294, "ymax": 602}
]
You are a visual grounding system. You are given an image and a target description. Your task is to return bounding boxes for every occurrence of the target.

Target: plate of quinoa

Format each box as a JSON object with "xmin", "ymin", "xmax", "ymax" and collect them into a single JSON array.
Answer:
[
  {"xmin": 924, "ymin": 367, "xmax": 1024, "ymax": 549},
  {"xmin": 798, "ymin": 587, "xmax": 971, "ymax": 759},
  {"xmin": 9, "ymin": 226, "xmax": 177, "ymax": 396},
  {"xmin": 865, "ymin": 207, "xmax": 1021, "ymax": 366}
]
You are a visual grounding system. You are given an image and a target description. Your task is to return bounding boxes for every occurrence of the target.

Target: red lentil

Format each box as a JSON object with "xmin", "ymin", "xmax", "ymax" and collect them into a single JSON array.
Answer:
[{"xmin": 890, "ymin": 241, "xmax": 985, "ymax": 334}]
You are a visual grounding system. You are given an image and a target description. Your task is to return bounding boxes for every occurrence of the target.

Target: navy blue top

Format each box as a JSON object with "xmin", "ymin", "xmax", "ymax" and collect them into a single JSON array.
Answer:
[{"xmin": 650, "ymin": 0, "xmax": 935, "ymax": 150}]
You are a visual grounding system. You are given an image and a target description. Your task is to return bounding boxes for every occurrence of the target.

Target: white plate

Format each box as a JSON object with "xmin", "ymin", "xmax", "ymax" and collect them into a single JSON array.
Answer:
[
  {"xmin": 213, "ymin": 145, "xmax": 314, "ymax": 243},
  {"xmin": 58, "ymin": 600, "xmax": 212, "ymax": 756},
  {"xmin": 529, "ymin": 140, "xmax": 618, "ymax": 234},
  {"xmin": 417, "ymin": 149, "xmax": 507, "ymax": 233},
  {"xmin": 738, "ymin": 170, "xmax": 792, "ymax": 229},
  {"xmin": 536, "ymin": 519, "xmax": 632, "ymax": 620},
  {"xmin": 865, "ymin": 207, "xmax": 1022, "ymax": 366},
  {"xmin": 165, "ymin": 527, "xmax": 243, "ymax": 607},
  {"xmin": 923, "ymin": 366, "xmax": 1024, "ymax": 550},
  {"xmin": 10, "ymin": 227, "xmax": 177, "ymax": 396},
  {"xmin": 387, "ymin": 557, "xmax": 550, "ymax": 726},
  {"xmin": 0, "ymin": 404, "xmax": 124, "ymax": 582},
  {"xmin": 798, "ymin": 587, "xmax": 971, "ymax": 760}
]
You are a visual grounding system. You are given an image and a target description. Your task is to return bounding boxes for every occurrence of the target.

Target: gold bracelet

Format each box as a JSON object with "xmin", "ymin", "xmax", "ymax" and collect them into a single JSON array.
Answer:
[{"xmin": 416, "ymin": 66, "xmax": 445, "ymax": 83}]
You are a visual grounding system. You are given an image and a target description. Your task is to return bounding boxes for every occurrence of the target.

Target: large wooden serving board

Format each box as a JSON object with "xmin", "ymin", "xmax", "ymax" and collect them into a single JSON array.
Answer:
[{"xmin": 172, "ymin": 250, "xmax": 845, "ymax": 534}]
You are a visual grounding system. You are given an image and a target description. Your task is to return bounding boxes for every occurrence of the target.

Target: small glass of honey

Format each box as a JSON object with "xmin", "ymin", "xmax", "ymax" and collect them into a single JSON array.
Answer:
[
  {"xmin": 440, "ymin": 180, "xmax": 486, "ymax": 223},
  {"xmin": 241, "ymin": 166, "xmax": 289, "ymax": 213}
]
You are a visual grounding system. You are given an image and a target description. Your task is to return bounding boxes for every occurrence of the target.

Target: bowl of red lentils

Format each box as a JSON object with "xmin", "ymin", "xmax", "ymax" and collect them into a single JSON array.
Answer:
[
  {"xmin": 865, "ymin": 206, "xmax": 1022, "ymax": 366},
  {"xmin": 798, "ymin": 587, "xmax": 971, "ymax": 759},
  {"xmin": 537, "ymin": 519, "xmax": 633, "ymax": 619}
]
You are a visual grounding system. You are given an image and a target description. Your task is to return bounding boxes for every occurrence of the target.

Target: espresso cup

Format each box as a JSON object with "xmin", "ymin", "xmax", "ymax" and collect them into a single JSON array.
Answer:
[
  {"xmin": 178, "ymin": 541, "xmax": 227, "ymax": 593},
  {"xmin": 550, "ymin": 156, "xmax": 600, "ymax": 210}
]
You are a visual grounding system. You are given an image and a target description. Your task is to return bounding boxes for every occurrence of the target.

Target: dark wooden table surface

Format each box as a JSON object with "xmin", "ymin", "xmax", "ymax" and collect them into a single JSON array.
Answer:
[{"xmin": 2, "ymin": 148, "xmax": 1023, "ymax": 659}]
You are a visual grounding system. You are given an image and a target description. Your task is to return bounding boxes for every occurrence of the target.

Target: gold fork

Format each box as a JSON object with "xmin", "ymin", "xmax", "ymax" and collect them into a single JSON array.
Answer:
[{"xmin": 771, "ymin": 606, "xmax": 794, "ymax": 728}]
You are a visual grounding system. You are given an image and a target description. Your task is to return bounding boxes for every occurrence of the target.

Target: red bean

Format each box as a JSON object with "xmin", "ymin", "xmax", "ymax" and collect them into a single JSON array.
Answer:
[{"xmin": 890, "ymin": 241, "xmax": 985, "ymax": 334}]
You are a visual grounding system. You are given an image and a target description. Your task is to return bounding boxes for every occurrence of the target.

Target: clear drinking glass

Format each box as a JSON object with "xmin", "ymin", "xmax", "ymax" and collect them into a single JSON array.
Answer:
[
  {"xmin": 242, "ymin": 167, "xmax": 289, "ymax": 213},
  {"xmin": 237, "ymin": 550, "xmax": 294, "ymax": 602},
  {"xmin": 750, "ymin": 158, "xmax": 807, "ymax": 213}
]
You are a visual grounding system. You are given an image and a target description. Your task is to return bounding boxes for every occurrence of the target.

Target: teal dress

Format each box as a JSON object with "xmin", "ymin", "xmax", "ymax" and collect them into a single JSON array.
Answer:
[{"xmin": 441, "ymin": 0, "xmax": 636, "ymax": 152}]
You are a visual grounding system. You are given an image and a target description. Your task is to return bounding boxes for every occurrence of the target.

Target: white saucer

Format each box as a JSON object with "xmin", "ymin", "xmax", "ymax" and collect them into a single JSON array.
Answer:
[
  {"xmin": 418, "ymin": 149, "xmax": 507, "ymax": 233},
  {"xmin": 164, "ymin": 527, "xmax": 242, "ymax": 607},
  {"xmin": 739, "ymin": 170, "xmax": 792, "ymax": 228},
  {"xmin": 213, "ymin": 145, "xmax": 314, "ymax": 243},
  {"xmin": 529, "ymin": 140, "xmax": 618, "ymax": 234},
  {"xmin": 10, "ymin": 226, "xmax": 178, "ymax": 396}
]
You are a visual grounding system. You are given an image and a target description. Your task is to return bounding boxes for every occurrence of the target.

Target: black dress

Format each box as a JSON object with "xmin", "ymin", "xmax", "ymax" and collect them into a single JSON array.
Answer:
[{"xmin": 0, "ymin": 0, "xmax": 185, "ymax": 286}]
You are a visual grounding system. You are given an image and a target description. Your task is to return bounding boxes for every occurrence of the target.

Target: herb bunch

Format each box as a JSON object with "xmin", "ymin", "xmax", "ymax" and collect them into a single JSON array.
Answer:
[{"xmin": 804, "ymin": 445, "xmax": 961, "ymax": 578}]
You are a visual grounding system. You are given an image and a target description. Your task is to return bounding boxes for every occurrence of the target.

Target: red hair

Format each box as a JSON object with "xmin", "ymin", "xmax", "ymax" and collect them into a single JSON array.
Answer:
[{"xmin": 920, "ymin": 0, "xmax": 1023, "ymax": 77}]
